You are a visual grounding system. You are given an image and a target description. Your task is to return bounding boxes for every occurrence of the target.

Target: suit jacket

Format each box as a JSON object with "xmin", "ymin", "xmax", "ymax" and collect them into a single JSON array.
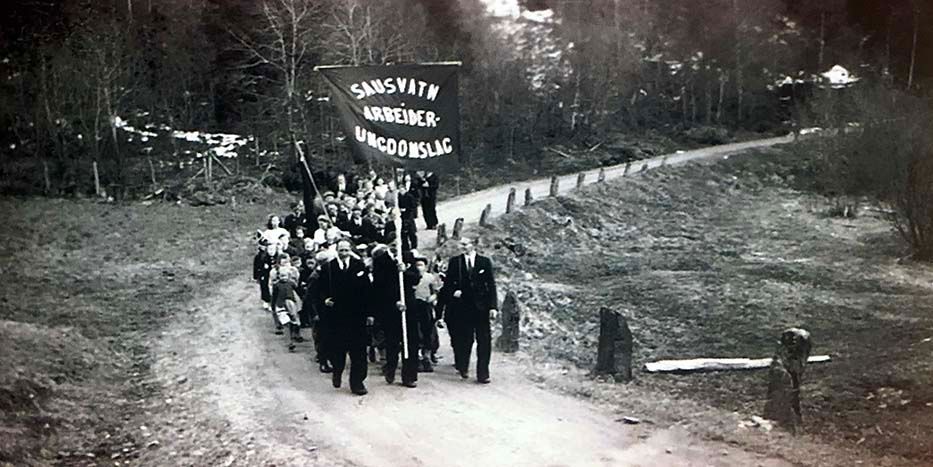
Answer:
[
  {"xmin": 420, "ymin": 173, "xmax": 439, "ymax": 200},
  {"xmin": 439, "ymin": 254, "xmax": 497, "ymax": 320},
  {"xmin": 317, "ymin": 257, "xmax": 371, "ymax": 336},
  {"xmin": 370, "ymin": 253, "xmax": 420, "ymax": 326}
]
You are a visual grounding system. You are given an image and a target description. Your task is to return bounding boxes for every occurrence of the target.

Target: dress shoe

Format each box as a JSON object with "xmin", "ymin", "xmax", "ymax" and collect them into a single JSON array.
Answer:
[
  {"xmin": 351, "ymin": 386, "xmax": 368, "ymax": 396},
  {"xmin": 477, "ymin": 377, "xmax": 490, "ymax": 384},
  {"xmin": 383, "ymin": 367, "xmax": 396, "ymax": 384},
  {"xmin": 402, "ymin": 381, "xmax": 417, "ymax": 388},
  {"xmin": 459, "ymin": 370, "xmax": 469, "ymax": 379},
  {"xmin": 287, "ymin": 343, "xmax": 296, "ymax": 352},
  {"xmin": 368, "ymin": 347, "xmax": 376, "ymax": 363},
  {"xmin": 274, "ymin": 328, "xmax": 284, "ymax": 335},
  {"xmin": 319, "ymin": 362, "xmax": 333, "ymax": 373},
  {"xmin": 332, "ymin": 372, "xmax": 342, "ymax": 388},
  {"xmin": 419, "ymin": 359, "xmax": 434, "ymax": 373},
  {"xmin": 293, "ymin": 335, "xmax": 305, "ymax": 343},
  {"xmin": 430, "ymin": 353, "xmax": 439, "ymax": 364}
]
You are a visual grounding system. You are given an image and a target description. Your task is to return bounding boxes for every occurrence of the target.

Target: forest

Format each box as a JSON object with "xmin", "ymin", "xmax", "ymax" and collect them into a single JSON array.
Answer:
[{"xmin": 0, "ymin": 0, "xmax": 929, "ymax": 198}]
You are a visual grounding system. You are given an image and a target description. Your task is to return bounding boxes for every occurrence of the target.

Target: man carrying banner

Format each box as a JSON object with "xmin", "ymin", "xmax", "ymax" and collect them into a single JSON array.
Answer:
[{"xmin": 316, "ymin": 62, "xmax": 462, "ymax": 386}]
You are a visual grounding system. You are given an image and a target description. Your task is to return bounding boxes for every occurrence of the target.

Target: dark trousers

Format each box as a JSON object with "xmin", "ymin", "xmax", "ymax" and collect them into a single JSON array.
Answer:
[
  {"xmin": 448, "ymin": 314, "xmax": 491, "ymax": 380},
  {"xmin": 384, "ymin": 341, "xmax": 419, "ymax": 384},
  {"xmin": 384, "ymin": 313, "xmax": 420, "ymax": 384},
  {"xmin": 311, "ymin": 320, "xmax": 324, "ymax": 359},
  {"xmin": 415, "ymin": 300, "xmax": 438, "ymax": 352},
  {"xmin": 421, "ymin": 197, "xmax": 438, "ymax": 228},
  {"xmin": 329, "ymin": 344, "xmax": 368, "ymax": 391},
  {"xmin": 324, "ymin": 327, "xmax": 368, "ymax": 390},
  {"xmin": 258, "ymin": 278, "xmax": 271, "ymax": 303},
  {"xmin": 401, "ymin": 219, "xmax": 418, "ymax": 251}
]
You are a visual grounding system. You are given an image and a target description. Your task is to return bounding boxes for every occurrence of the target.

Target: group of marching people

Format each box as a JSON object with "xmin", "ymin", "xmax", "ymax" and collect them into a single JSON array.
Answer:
[{"xmin": 252, "ymin": 161, "xmax": 498, "ymax": 396}]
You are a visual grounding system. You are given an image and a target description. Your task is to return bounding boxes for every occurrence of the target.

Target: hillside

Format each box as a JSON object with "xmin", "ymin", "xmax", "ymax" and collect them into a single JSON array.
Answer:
[{"xmin": 470, "ymin": 146, "xmax": 933, "ymax": 464}]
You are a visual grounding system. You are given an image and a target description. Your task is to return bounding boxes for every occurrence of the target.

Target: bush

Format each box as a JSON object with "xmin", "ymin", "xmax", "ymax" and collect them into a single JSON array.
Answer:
[{"xmin": 803, "ymin": 83, "xmax": 933, "ymax": 259}]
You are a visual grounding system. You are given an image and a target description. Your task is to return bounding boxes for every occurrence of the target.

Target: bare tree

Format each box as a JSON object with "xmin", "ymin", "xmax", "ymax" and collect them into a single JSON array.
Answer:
[{"xmin": 229, "ymin": 0, "xmax": 324, "ymax": 142}]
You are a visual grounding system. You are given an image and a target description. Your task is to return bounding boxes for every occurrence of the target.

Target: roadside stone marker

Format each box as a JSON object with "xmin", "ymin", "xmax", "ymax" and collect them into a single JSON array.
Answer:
[
  {"xmin": 495, "ymin": 291, "xmax": 521, "ymax": 353},
  {"xmin": 594, "ymin": 307, "xmax": 633, "ymax": 381},
  {"xmin": 598, "ymin": 168, "xmax": 606, "ymax": 183},
  {"xmin": 524, "ymin": 188, "xmax": 533, "ymax": 206},
  {"xmin": 764, "ymin": 328, "xmax": 812, "ymax": 432},
  {"xmin": 451, "ymin": 218, "xmax": 464, "ymax": 240},
  {"xmin": 506, "ymin": 188, "xmax": 517, "ymax": 214},
  {"xmin": 549, "ymin": 176, "xmax": 560, "ymax": 197},
  {"xmin": 576, "ymin": 172, "xmax": 586, "ymax": 189},
  {"xmin": 479, "ymin": 204, "xmax": 492, "ymax": 227},
  {"xmin": 436, "ymin": 223, "xmax": 447, "ymax": 245}
]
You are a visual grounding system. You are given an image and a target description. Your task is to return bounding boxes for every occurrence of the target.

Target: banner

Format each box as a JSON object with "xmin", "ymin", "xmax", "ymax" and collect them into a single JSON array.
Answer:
[{"xmin": 317, "ymin": 63, "xmax": 460, "ymax": 165}]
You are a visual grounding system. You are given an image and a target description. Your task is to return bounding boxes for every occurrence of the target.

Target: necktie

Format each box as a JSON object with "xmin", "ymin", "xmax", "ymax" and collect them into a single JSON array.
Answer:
[{"xmin": 466, "ymin": 256, "xmax": 473, "ymax": 272}]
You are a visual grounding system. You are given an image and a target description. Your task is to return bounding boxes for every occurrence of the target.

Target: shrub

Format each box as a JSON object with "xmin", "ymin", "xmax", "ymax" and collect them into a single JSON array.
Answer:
[{"xmin": 802, "ymin": 83, "xmax": 933, "ymax": 259}]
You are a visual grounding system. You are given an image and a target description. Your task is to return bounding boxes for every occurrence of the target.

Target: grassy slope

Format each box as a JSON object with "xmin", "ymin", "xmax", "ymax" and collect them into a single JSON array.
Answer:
[
  {"xmin": 476, "ymin": 147, "xmax": 933, "ymax": 464},
  {"xmin": 0, "ymin": 194, "xmax": 284, "ymax": 465}
]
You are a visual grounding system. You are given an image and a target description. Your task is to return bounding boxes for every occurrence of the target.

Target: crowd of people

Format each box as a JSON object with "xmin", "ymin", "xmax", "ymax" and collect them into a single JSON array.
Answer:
[{"xmin": 252, "ymin": 163, "xmax": 498, "ymax": 396}]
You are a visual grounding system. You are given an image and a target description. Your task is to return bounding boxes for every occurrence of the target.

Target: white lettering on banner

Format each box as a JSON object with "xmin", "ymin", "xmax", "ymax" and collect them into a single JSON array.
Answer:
[
  {"xmin": 353, "ymin": 126, "xmax": 454, "ymax": 159},
  {"xmin": 362, "ymin": 106, "xmax": 438, "ymax": 128},
  {"xmin": 350, "ymin": 77, "xmax": 443, "ymax": 101}
]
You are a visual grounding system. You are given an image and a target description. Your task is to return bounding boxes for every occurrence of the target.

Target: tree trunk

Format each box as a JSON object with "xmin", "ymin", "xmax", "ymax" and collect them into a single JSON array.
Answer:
[
  {"xmin": 733, "ymin": 0, "xmax": 743, "ymax": 124},
  {"xmin": 818, "ymin": 11, "xmax": 826, "ymax": 71},
  {"xmin": 908, "ymin": 7, "xmax": 919, "ymax": 89},
  {"xmin": 716, "ymin": 73, "xmax": 726, "ymax": 124}
]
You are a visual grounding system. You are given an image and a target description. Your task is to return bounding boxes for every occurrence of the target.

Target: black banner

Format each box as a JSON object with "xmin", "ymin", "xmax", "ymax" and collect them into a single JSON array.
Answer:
[{"xmin": 318, "ymin": 64, "xmax": 460, "ymax": 165}]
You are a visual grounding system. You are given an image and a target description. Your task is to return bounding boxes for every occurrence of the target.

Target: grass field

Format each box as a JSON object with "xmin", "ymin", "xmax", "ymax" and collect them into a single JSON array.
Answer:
[
  {"xmin": 479, "ymin": 147, "xmax": 933, "ymax": 464},
  {"xmin": 0, "ymin": 193, "xmax": 285, "ymax": 465}
]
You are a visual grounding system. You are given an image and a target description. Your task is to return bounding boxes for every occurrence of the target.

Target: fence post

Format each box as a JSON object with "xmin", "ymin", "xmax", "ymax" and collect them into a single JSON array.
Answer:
[
  {"xmin": 623, "ymin": 162, "xmax": 631, "ymax": 176},
  {"xmin": 549, "ymin": 176, "xmax": 559, "ymax": 197},
  {"xmin": 452, "ymin": 218, "xmax": 464, "ymax": 240},
  {"xmin": 576, "ymin": 172, "xmax": 586, "ymax": 189},
  {"xmin": 524, "ymin": 188, "xmax": 533, "ymax": 207},
  {"xmin": 506, "ymin": 188, "xmax": 517, "ymax": 213},
  {"xmin": 598, "ymin": 168, "xmax": 606, "ymax": 183}
]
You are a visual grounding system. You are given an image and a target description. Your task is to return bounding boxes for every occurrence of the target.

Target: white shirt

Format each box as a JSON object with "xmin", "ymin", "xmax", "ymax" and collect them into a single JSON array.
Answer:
[{"xmin": 260, "ymin": 227, "xmax": 290, "ymax": 248}]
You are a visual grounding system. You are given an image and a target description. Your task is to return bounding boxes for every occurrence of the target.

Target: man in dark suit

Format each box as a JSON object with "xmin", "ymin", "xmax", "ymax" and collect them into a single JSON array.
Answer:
[
  {"xmin": 439, "ymin": 237, "xmax": 498, "ymax": 384},
  {"xmin": 371, "ymin": 246, "xmax": 421, "ymax": 388},
  {"xmin": 397, "ymin": 185, "xmax": 419, "ymax": 251},
  {"xmin": 418, "ymin": 171, "xmax": 439, "ymax": 230},
  {"xmin": 317, "ymin": 239, "xmax": 373, "ymax": 395}
]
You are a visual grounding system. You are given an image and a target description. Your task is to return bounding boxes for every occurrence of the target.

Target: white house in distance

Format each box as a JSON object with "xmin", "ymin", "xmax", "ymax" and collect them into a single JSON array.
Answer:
[{"xmin": 821, "ymin": 65, "xmax": 860, "ymax": 88}]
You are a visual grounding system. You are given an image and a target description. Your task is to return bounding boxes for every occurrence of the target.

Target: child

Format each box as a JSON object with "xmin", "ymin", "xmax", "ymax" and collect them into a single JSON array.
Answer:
[
  {"xmin": 270, "ymin": 254, "xmax": 303, "ymax": 351},
  {"xmin": 412, "ymin": 254, "xmax": 442, "ymax": 371}
]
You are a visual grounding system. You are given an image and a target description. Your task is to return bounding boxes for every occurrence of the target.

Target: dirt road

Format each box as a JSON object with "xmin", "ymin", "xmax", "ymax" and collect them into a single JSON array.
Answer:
[
  {"xmin": 423, "ymin": 135, "xmax": 793, "ymax": 246},
  {"xmin": 148, "ymin": 136, "xmax": 795, "ymax": 466}
]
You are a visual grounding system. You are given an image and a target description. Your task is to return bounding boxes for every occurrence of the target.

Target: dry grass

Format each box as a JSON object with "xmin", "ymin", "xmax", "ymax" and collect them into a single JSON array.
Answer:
[
  {"xmin": 478, "ymin": 147, "xmax": 933, "ymax": 465},
  {"xmin": 0, "ymin": 194, "xmax": 282, "ymax": 465}
]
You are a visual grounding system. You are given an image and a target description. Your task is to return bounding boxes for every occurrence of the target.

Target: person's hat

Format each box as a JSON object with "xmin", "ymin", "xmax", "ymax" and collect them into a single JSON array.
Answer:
[
  {"xmin": 317, "ymin": 214, "xmax": 329, "ymax": 222},
  {"xmin": 323, "ymin": 191, "xmax": 336, "ymax": 198}
]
